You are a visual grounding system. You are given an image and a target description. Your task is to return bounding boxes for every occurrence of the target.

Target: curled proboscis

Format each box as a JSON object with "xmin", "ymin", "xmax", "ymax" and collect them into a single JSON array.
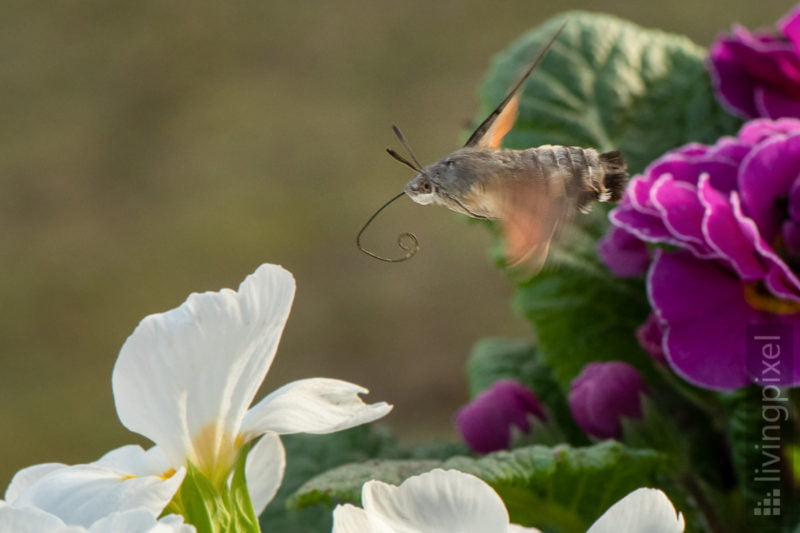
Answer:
[{"xmin": 356, "ymin": 192, "xmax": 419, "ymax": 262}]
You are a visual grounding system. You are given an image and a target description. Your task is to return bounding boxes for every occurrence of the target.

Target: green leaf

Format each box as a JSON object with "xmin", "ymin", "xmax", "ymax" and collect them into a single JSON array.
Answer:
[
  {"xmin": 475, "ymin": 11, "xmax": 741, "ymax": 175},
  {"xmin": 258, "ymin": 426, "xmax": 402, "ymax": 533},
  {"xmin": 513, "ymin": 242, "xmax": 651, "ymax": 388},
  {"xmin": 288, "ymin": 459, "xmax": 443, "ymax": 510},
  {"xmin": 466, "ymin": 337, "xmax": 588, "ymax": 445},
  {"xmin": 721, "ymin": 387, "xmax": 800, "ymax": 533},
  {"xmin": 290, "ymin": 441, "xmax": 669, "ymax": 532},
  {"xmin": 448, "ymin": 442, "xmax": 668, "ymax": 531},
  {"xmin": 470, "ymin": 190, "xmax": 653, "ymax": 387},
  {"xmin": 259, "ymin": 426, "xmax": 468, "ymax": 532},
  {"xmin": 466, "ymin": 338, "xmax": 540, "ymax": 396}
]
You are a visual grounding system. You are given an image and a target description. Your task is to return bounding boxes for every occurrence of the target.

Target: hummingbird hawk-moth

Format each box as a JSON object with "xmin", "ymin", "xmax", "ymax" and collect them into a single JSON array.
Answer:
[{"xmin": 357, "ymin": 23, "xmax": 628, "ymax": 274}]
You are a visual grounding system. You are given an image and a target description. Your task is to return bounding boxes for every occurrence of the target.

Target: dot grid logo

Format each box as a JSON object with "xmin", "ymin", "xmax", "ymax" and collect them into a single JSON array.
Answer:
[{"xmin": 753, "ymin": 489, "xmax": 781, "ymax": 517}]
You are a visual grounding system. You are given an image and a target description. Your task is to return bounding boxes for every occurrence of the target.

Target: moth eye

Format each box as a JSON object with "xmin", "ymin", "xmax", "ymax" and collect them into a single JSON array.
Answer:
[{"xmin": 445, "ymin": 160, "xmax": 455, "ymax": 168}]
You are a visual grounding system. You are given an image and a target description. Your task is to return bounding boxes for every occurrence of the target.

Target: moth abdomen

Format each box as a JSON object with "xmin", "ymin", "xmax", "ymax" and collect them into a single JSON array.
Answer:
[
  {"xmin": 598, "ymin": 150, "xmax": 627, "ymax": 202},
  {"xmin": 521, "ymin": 145, "xmax": 627, "ymax": 212}
]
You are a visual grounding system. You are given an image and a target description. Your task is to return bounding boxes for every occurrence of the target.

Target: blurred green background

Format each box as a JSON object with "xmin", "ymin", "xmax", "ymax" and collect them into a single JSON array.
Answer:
[{"xmin": 0, "ymin": 1, "xmax": 791, "ymax": 487}]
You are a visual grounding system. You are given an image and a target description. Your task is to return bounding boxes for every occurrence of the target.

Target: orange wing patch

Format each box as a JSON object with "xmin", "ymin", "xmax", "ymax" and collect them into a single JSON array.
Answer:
[{"xmin": 475, "ymin": 94, "xmax": 520, "ymax": 149}]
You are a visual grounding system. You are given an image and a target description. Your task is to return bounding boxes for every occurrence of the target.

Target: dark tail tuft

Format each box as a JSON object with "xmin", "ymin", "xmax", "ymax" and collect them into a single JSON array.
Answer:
[{"xmin": 599, "ymin": 151, "xmax": 628, "ymax": 202}]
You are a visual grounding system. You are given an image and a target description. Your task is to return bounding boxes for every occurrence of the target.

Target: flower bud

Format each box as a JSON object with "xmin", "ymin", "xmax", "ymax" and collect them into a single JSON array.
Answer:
[
  {"xmin": 636, "ymin": 313, "xmax": 666, "ymax": 363},
  {"xmin": 568, "ymin": 362, "xmax": 646, "ymax": 440},
  {"xmin": 455, "ymin": 379, "xmax": 546, "ymax": 454}
]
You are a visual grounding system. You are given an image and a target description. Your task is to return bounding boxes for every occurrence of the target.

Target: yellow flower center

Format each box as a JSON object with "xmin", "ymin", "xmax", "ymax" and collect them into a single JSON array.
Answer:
[
  {"xmin": 119, "ymin": 467, "xmax": 177, "ymax": 482},
  {"xmin": 743, "ymin": 283, "xmax": 800, "ymax": 315},
  {"xmin": 189, "ymin": 421, "xmax": 245, "ymax": 487}
]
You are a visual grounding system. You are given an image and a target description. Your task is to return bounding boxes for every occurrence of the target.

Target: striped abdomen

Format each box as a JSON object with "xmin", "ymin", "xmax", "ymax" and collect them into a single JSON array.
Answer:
[{"xmin": 518, "ymin": 145, "xmax": 627, "ymax": 212}]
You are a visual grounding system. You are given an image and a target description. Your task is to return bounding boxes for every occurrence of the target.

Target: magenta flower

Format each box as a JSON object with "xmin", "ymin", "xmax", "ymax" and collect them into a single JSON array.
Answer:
[
  {"xmin": 568, "ymin": 362, "xmax": 646, "ymax": 440},
  {"xmin": 454, "ymin": 379, "xmax": 546, "ymax": 454},
  {"xmin": 598, "ymin": 224, "xmax": 651, "ymax": 278},
  {"xmin": 602, "ymin": 119, "xmax": 800, "ymax": 390},
  {"xmin": 709, "ymin": 5, "xmax": 800, "ymax": 119}
]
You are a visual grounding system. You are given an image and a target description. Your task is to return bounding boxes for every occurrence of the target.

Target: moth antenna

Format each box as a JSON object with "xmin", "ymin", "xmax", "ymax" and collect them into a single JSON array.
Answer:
[
  {"xmin": 391, "ymin": 124, "xmax": 424, "ymax": 170},
  {"xmin": 464, "ymin": 20, "xmax": 568, "ymax": 148},
  {"xmin": 386, "ymin": 148, "xmax": 421, "ymax": 172},
  {"xmin": 356, "ymin": 191, "xmax": 420, "ymax": 262}
]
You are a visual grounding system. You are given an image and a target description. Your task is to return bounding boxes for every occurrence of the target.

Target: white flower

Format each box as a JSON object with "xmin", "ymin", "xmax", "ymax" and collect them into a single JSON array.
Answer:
[
  {"xmin": 332, "ymin": 469, "xmax": 685, "ymax": 533},
  {"xmin": 3, "ymin": 446, "xmax": 185, "ymax": 528},
  {"xmin": 2, "ymin": 263, "xmax": 390, "ymax": 528},
  {"xmin": 87, "ymin": 510, "xmax": 194, "ymax": 533},
  {"xmin": 111, "ymin": 263, "xmax": 392, "ymax": 513},
  {"xmin": 586, "ymin": 487, "xmax": 684, "ymax": 533},
  {"xmin": 332, "ymin": 469, "xmax": 540, "ymax": 533},
  {"xmin": 0, "ymin": 502, "xmax": 194, "ymax": 533}
]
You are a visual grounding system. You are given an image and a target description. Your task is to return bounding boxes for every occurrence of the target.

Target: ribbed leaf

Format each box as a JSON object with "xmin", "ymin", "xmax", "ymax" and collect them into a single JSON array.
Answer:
[
  {"xmin": 722, "ymin": 388, "xmax": 800, "ymax": 533},
  {"xmin": 475, "ymin": 11, "xmax": 741, "ymax": 174},
  {"xmin": 289, "ymin": 441, "xmax": 668, "ymax": 532},
  {"xmin": 258, "ymin": 427, "xmax": 399, "ymax": 532},
  {"xmin": 514, "ymin": 239, "xmax": 652, "ymax": 387}
]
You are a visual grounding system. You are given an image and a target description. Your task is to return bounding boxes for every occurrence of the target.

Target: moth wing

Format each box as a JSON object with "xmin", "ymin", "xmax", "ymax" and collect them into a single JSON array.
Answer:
[
  {"xmin": 478, "ymin": 171, "xmax": 571, "ymax": 275},
  {"xmin": 472, "ymin": 93, "xmax": 519, "ymax": 149},
  {"xmin": 463, "ymin": 22, "xmax": 566, "ymax": 149}
]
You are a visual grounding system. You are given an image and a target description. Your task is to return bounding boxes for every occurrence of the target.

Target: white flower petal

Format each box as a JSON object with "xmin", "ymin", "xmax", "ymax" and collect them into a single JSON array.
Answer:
[
  {"xmin": 94, "ymin": 445, "xmax": 172, "ymax": 478},
  {"xmin": 506, "ymin": 525, "xmax": 541, "ymax": 533},
  {"xmin": 112, "ymin": 264, "xmax": 295, "ymax": 470},
  {"xmin": 0, "ymin": 505, "xmax": 84, "ymax": 533},
  {"xmin": 87, "ymin": 509, "xmax": 196, "ymax": 533},
  {"xmin": 587, "ymin": 488, "xmax": 685, "ymax": 533},
  {"xmin": 11, "ymin": 463, "xmax": 185, "ymax": 528},
  {"xmin": 332, "ymin": 504, "xmax": 394, "ymax": 533},
  {"xmin": 151, "ymin": 514, "xmax": 198, "ymax": 533},
  {"xmin": 243, "ymin": 433, "xmax": 285, "ymax": 516},
  {"xmin": 362, "ymin": 469, "xmax": 511, "ymax": 533},
  {"xmin": 242, "ymin": 378, "xmax": 392, "ymax": 437},
  {"xmin": 5, "ymin": 463, "xmax": 66, "ymax": 503},
  {"xmin": 0, "ymin": 506, "xmax": 195, "ymax": 533}
]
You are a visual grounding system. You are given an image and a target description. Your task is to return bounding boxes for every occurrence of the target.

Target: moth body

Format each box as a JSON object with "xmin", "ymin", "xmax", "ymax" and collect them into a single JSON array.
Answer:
[
  {"xmin": 364, "ymin": 22, "xmax": 629, "ymax": 272},
  {"xmin": 404, "ymin": 145, "xmax": 626, "ymax": 219}
]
